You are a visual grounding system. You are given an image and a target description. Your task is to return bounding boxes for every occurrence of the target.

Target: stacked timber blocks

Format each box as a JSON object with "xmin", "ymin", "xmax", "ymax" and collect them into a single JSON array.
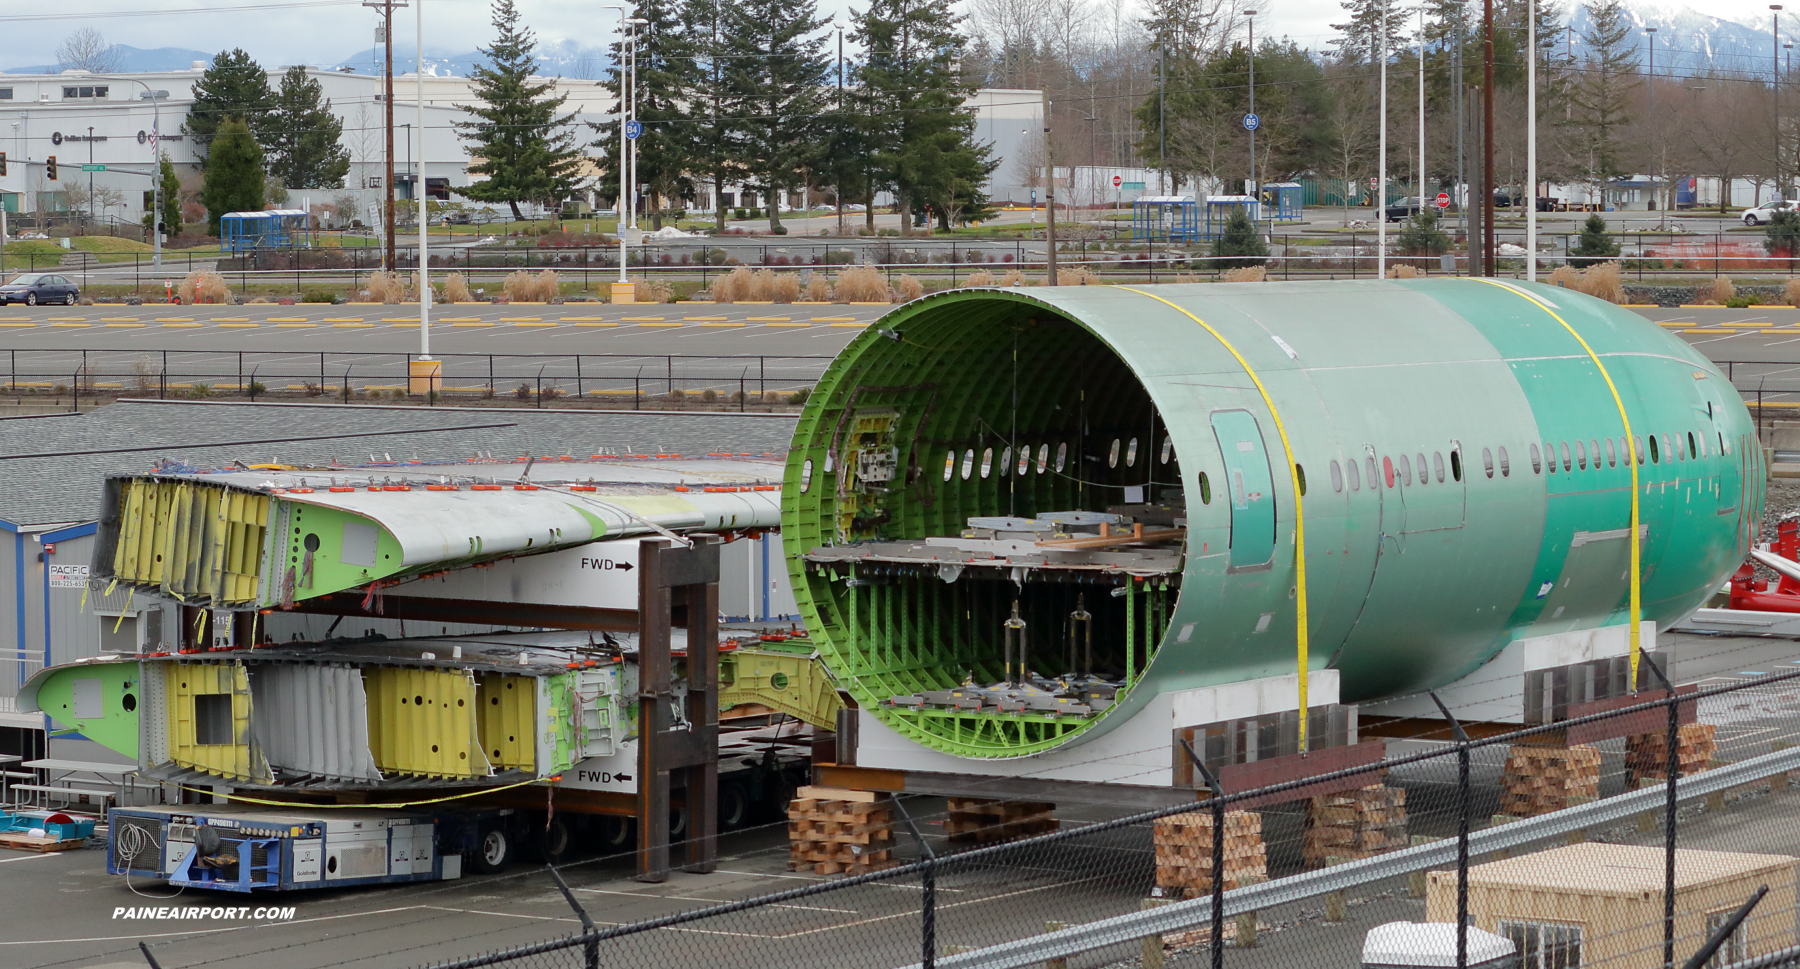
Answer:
[
  {"xmin": 1303, "ymin": 785, "xmax": 1408, "ymax": 867},
  {"xmin": 1153, "ymin": 810, "xmax": 1267, "ymax": 898},
  {"xmin": 945, "ymin": 798, "xmax": 1058, "ymax": 844},
  {"xmin": 1624, "ymin": 723, "xmax": 1718, "ymax": 786},
  {"xmin": 1500, "ymin": 744, "xmax": 1601, "ymax": 816},
  {"xmin": 787, "ymin": 786, "xmax": 895, "ymax": 876}
]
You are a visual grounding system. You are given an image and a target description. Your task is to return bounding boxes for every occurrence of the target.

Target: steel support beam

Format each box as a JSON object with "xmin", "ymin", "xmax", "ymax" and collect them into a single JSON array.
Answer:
[{"xmin": 636, "ymin": 537, "xmax": 720, "ymax": 881}]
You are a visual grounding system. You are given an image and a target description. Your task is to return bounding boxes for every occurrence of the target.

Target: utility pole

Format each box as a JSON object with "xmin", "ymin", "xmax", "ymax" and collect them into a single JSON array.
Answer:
[
  {"xmin": 1528, "ymin": 0, "xmax": 1538, "ymax": 280},
  {"xmin": 1159, "ymin": 33, "xmax": 1166, "ymax": 195},
  {"xmin": 837, "ymin": 23, "xmax": 844, "ymax": 233},
  {"xmin": 87, "ymin": 126, "xmax": 95, "ymax": 224},
  {"xmin": 1418, "ymin": 9, "xmax": 1425, "ymax": 221},
  {"xmin": 1378, "ymin": 1, "xmax": 1387, "ymax": 278},
  {"xmin": 1776, "ymin": 6, "xmax": 1785, "ymax": 198},
  {"xmin": 1482, "ymin": 0, "xmax": 1496, "ymax": 277},
  {"xmin": 1247, "ymin": 10, "xmax": 1257, "ymax": 197},
  {"xmin": 1456, "ymin": 2, "xmax": 1465, "ymax": 248},
  {"xmin": 1044, "ymin": 91, "xmax": 1058, "ymax": 285},
  {"xmin": 365, "ymin": 0, "xmax": 406, "ymax": 272}
]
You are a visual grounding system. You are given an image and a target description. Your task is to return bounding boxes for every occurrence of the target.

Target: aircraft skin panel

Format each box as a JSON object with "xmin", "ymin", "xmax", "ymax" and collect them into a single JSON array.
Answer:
[
  {"xmin": 165, "ymin": 662, "xmax": 270, "ymax": 783},
  {"xmin": 250, "ymin": 664, "xmax": 382, "ymax": 782},
  {"xmin": 363, "ymin": 666, "xmax": 491, "ymax": 779},
  {"xmin": 475, "ymin": 672, "xmax": 537, "ymax": 773}
]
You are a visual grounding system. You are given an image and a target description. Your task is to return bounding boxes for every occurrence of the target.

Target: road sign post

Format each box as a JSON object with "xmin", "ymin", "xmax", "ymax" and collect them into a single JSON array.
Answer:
[
  {"xmin": 625, "ymin": 121, "xmax": 643, "ymax": 140},
  {"xmin": 81, "ymin": 164, "xmax": 106, "ymax": 173},
  {"xmin": 1436, "ymin": 192, "xmax": 1451, "ymax": 210}
]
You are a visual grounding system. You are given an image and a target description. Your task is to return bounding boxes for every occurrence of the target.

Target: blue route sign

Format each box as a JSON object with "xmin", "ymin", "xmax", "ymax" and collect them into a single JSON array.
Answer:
[
  {"xmin": 625, "ymin": 120, "xmax": 643, "ymax": 139},
  {"xmin": 1242, "ymin": 113, "xmax": 1260, "ymax": 131}
]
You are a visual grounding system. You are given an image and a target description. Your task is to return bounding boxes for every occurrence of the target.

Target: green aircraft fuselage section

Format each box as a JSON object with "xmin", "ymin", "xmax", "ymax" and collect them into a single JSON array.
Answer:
[
  {"xmin": 28, "ymin": 660, "xmax": 140, "ymax": 754},
  {"xmin": 780, "ymin": 280, "xmax": 1760, "ymax": 759}
]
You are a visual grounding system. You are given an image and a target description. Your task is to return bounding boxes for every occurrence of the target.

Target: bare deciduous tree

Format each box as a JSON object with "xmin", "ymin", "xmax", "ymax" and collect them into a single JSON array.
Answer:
[{"xmin": 57, "ymin": 28, "xmax": 120, "ymax": 74}]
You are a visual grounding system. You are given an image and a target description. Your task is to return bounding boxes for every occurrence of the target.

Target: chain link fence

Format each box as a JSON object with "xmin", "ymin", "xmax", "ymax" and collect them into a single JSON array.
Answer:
[{"xmin": 367, "ymin": 648, "xmax": 1800, "ymax": 969}]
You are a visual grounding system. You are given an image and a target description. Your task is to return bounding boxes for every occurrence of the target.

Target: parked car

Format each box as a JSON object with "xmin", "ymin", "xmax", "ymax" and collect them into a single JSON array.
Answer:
[
  {"xmin": 1742, "ymin": 199, "xmax": 1800, "ymax": 225},
  {"xmin": 1384, "ymin": 197, "xmax": 1424, "ymax": 221},
  {"xmin": 0, "ymin": 273, "xmax": 80, "ymax": 306}
]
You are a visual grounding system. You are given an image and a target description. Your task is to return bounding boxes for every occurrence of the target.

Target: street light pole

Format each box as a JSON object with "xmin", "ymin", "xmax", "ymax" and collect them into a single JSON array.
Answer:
[
  {"xmin": 1777, "ymin": 6, "xmax": 1787, "ymax": 198},
  {"xmin": 1646, "ymin": 26, "xmax": 1658, "ymax": 215},
  {"xmin": 1378, "ymin": 0, "xmax": 1387, "ymax": 278},
  {"xmin": 1246, "ymin": 10, "xmax": 1257, "ymax": 196},
  {"xmin": 1528, "ymin": 0, "xmax": 1538, "ymax": 280},
  {"xmin": 416, "ymin": 0, "xmax": 430, "ymax": 371},
  {"xmin": 87, "ymin": 126, "xmax": 95, "ymax": 224}
]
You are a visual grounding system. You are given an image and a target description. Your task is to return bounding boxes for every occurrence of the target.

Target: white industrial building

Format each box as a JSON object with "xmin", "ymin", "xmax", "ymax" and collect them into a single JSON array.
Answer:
[{"xmin": 0, "ymin": 66, "xmax": 1042, "ymax": 227}]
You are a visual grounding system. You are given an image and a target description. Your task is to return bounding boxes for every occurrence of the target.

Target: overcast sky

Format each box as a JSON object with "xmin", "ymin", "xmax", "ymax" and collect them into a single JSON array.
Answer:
[{"xmin": 0, "ymin": 0, "xmax": 1784, "ymax": 74}]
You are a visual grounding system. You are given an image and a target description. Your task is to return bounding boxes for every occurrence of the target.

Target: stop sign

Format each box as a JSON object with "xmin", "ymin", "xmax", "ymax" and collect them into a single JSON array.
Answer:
[
  {"xmin": 1436, "ymin": 192, "xmax": 1451, "ymax": 208},
  {"xmin": 1113, "ymin": 175, "xmax": 1123, "ymax": 188}
]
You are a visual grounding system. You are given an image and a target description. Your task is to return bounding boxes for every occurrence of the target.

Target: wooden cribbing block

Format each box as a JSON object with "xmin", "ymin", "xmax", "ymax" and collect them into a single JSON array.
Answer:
[
  {"xmin": 1624, "ymin": 723, "xmax": 1718, "ymax": 786},
  {"xmin": 1499, "ymin": 744, "xmax": 1600, "ymax": 817},
  {"xmin": 945, "ymin": 797, "xmax": 1059, "ymax": 844},
  {"xmin": 787, "ymin": 786, "xmax": 896, "ymax": 876},
  {"xmin": 1303, "ymin": 785, "xmax": 1407, "ymax": 867},
  {"xmin": 1152, "ymin": 810, "xmax": 1266, "ymax": 897}
]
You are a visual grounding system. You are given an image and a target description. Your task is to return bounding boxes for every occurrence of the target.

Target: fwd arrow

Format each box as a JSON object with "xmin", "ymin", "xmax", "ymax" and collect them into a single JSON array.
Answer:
[{"xmin": 615, "ymin": 562, "xmax": 634, "ymax": 571}]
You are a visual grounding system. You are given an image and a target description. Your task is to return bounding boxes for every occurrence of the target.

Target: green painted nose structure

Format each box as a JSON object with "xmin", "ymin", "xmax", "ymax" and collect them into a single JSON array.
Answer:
[{"xmin": 781, "ymin": 280, "xmax": 1761, "ymax": 759}]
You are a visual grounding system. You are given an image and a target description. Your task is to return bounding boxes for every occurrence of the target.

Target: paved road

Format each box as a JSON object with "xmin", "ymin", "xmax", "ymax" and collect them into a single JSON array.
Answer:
[{"xmin": 0, "ymin": 301, "xmax": 885, "ymax": 398}]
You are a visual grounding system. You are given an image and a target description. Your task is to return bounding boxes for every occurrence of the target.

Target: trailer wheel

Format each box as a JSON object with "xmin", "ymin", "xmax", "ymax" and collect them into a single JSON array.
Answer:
[
  {"xmin": 469, "ymin": 825, "xmax": 513, "ymax": 874},
  {"xmin": 718, "ymin": 780, "xmax": 751, "ymax": 831},
  {"xmin": 757, "ymin": 772, "xmax": 797, "ymax": 822},
  {"xmin": 532, "ymin": 816, "xmax": 574, "ymax": 864},
  {"xmin": 593, "ymin": 816, "xmax": 635, "ymax": 854}
]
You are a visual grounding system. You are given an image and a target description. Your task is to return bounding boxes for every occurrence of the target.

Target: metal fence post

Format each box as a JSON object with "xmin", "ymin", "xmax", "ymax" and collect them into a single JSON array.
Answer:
[
  {"xmin": 891, "ymin": 796, "xmax": 938, "ymax": 969},
  {"xmin": 1638, "ymin": 646, "xmax": 1682, "ymax": 969},
  {"xmin": 1181, "ymin": 738, "xmax": 1227, "ymax": 968},
  {"xmin": 1430, "ymin": 692, "xmax": 1472, "ymax": 969}
]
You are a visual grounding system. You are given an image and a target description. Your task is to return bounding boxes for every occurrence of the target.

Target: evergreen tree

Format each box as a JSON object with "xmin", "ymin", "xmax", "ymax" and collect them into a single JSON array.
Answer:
[
  {"xmin": 590, "ymin": 0, "xmax": 697, "ymax": 229},
  {"xmin": 453, "ymin": 0, "xmax": 585, "ymax": 220},
  {"xmin": 1398, "ymin": 209, "xmax": 1451, "ymax": 255},
  {"xmin": 184, "ymin": 49, "xmax": 275, "ymax": 157},
  {"xmin": 1764, "ymin": 210, "xmax": 1800, "ymax": 265},
  {"xmin": 1567, "ymin": 213, "xmax": 1619, "ymax": 266},
  {"xmin": 201, "ymin": 119, "xmax": 266, "ymax": 234},
  {"xmin": 855, "ymin": 0, "xmax": 996, "ymax": 233},
  {"xmin": 1570, "ymin": 0, "xmax": 1640, "ymax": 185},
  {"xmin": 141, "ymin": 153, "xmax": 182, "ymax": 234},
  {"xmin": 1211, "ymin": 210, "xmax": 1267, "ymax": 269},
  {"xmin": 728, "ymin": 0, "xmax": 832, "ymax": 232},
  {"xmin": 267, "ymin": 67, "xmax": 351, "ymax": 190},
  {"xmin": 682, "ymin": 0, "xmax": 750, "ymax": 232},
  {"xmin": 1329, "ymin": 0, "xmax": 1411, "ymax": 65}
]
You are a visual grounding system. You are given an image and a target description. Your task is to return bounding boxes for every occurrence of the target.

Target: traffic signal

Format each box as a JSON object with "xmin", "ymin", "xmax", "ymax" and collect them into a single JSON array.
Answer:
[
  {"xmin": 0, "ymin": 151, "xmax": 7, "ymax": 176},
  {"xmin": 45, "ymin": 155, "xmax": 56, "ymax": 181}
]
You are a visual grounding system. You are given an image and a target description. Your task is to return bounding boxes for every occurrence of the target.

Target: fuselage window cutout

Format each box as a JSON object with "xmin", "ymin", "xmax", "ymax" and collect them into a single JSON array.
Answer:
[
  {"xmin": 1160, "ymin": 436, "xmax": 1173, "ymax": 464},
  {"xmin": 1636, "ymin": 435, "xmax": 1647, "ymax": 464},
  {"xmin": 1330, "ymin": 459, "xmax": 1344, "ymax": 493},
  {"xmin": 1529, "ymin": 443, "xmax": 1542, "ymax": 474},
  {"xmin": 1055, "ymin": 442, "xmax": 1068, "ymax": 472},
  {"xmin": 1483, "ymin": 448, "xmax": 1495, "ymax": 479},
  {"xmin": 943, "ymin": 450, "xmax": 955, "ymax": 482},
  {"xmin": 1416, "ymin": 453, "xmax": 1428, "ymax": 485},
  {"xmin": 800, "ymin": 459, "xmax": 814, "ymax": 493},
  {"xmin": 1575, "ymin": 439, "xmax": 1587, "ymax": 471},
  {"xmin": 980, "ymin": 447, "xmax": 994, "ymax": 479},
  {"xmin": 1347, "ymin": 456, "xmax": 1362, "ymax": 491},
  {"xmin": 1696, "ymin": 431, "xmax": 1706, "ymax": 459},
  {"xmin": 998, "ymin": 446, "xmax": 1011, "ymax": 477},
  {"xmin": 961, "ymin": 449, "xmax": 976, "ymax": 480},
  {"xmin": 1450, "ymin": 449, "xmax": 1462, "ymax": 482},
  {"xmin": 1666, "ymin": 433, "xmax": 1679, "ymax": 462},
  {"xmin": 1366, "ymin": 456, "xmax": 1378, "ymax": 488},
  {"xmin": 1434, "ymin": 451, "xmax": 1446, "ymax": 483},
  {"xmin": 1296, "ymin": 463, "xmax": 1307, "ymax": 496},
  {"xmin": 1605, "ymin": 437, "xmax": 1617, "ymax": 467},
  {"xmin": 1590, "ymin": 439, "xmax": 1601, "ymax": 469},
  {"xmin": 1037, "ymin": 443, "xmax": 1050, "ymax": 473},
  {"xmin": 1126, "ymin": 437, "xmax": 1139, "ymax": 467},
  {"xmin": 1198, "ymin": 471, "xmax": 1213, "ymax": 504},
  {"xmin": 1017, "ymin": 447, "xmax": 1031, "ymax": 476},
  {"xmin": 1383, "ymin": 455, "xmax": 1396, "ymax": 488},
  {"xmin": 1649, "ymin": 435, "xmax": 1659, "ymax": 463},
  {"xmin": 1498, "ymin": 446, "xmax": 1510, "ymax": 477},
  {"xmin": 1560, "ymin": 441, "xmax": 1572, "ymax": 472},
  {"xmin": 1399, "ymin": 453, "xmax": 1413, "ymax": 486},
  {"xmin": 1544, "ymin": 441, "xmax": 1556, "ymax": 472},
  {"xmin": 1721, "ymin": 433, "xmax": 1730, "ymax": 456},
  {"xmin": 1108, "ymin": 439, "xmax": 1121, "ymax": 468}
]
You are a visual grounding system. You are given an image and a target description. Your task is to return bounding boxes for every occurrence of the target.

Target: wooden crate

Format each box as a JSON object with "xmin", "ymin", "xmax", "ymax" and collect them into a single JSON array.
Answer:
[
  {"xmin": 1500, "ymin": 744, "xmax": 1601, "ymax": 817},
  {"xmin": 787, "ymin": 786, "xmax": 896, "ymax": 876},
  {"xmin": 1152, "ymin": 810, "xmax": 1266, "ymax": 896},
  {"xmin": 945, "ymin": 798, "xmax": 1058, "ymax": 844},
  {"xmin": 1624, "ymin": 723, "xmax": 1718, "ymax": 786},
  {"xmin": 1303, "ymin": 785, "xmax": 1408, "ymax": 867}
]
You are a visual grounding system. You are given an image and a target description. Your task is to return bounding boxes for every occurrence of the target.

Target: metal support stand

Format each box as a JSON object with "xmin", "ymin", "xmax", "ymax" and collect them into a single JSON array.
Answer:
[
  {"xmin": 548, "ymin": 866, "xmax": 601, "ymax": 969},
  {"xmin": 636, "ymin": 536, "xmax": 721, "ymax": 882},
  {"xmin": 892, "ymin": 796, "xmax": 938, "ymax": 969},
  {"xmin": 1430, "ymin": 691, "xmax": 1472, "ymax": 969}
]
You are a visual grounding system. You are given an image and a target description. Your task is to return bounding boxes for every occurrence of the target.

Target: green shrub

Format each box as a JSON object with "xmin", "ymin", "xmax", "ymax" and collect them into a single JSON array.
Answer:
[
  {"xmin": 1210, "ymin": 211, "xmax": 1268, "ymax": 269},
  {"xmin": 1765, "ymin": 210, "xmax": 1800, "ymax": 262},
  {"xmin": 300, "ymin": 290, "xmax": 336, "ymax": 303},
  {"xmin": 247, "ymin": 381, "xmax": 267, "ymax": 396},
  {"xmin": 1568, "ymin": 214, "xmax": 1620, "ymax": 267},
  {"xmin": 786, "ymin": 387, "xmax": 811, "ymax": 406},
  {"xmin": 1397, "ymin": 210, "xmax": 1451, "ymax": 256},
  {"xmin": 1724, "ymin": 294, "xmax": 1761, "ymax": 308}
]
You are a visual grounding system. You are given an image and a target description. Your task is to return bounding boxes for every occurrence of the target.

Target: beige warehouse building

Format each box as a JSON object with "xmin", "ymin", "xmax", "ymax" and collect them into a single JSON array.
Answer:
[{"xmin": 1426, "ymin": 842, "xmax": 1798, "ymax": 968}]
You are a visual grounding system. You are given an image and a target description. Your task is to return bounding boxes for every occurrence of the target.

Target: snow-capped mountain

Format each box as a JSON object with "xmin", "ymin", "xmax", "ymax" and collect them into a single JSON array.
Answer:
[
  {"xmin": 327, "ymin": 38, "xmax": 612, "ymax": 79},
  {"xmin": 1567, "ymin": 2, "xmax": 1784, "ymax": 78},
  {"xmin": 0, "ymin": 45, "xmax": 215, "ymax": 75}
]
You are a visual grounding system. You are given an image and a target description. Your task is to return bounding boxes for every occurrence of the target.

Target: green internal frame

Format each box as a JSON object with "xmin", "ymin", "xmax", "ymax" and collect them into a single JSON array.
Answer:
[{"xmin": 783, "ymin": 291, "xmax": 1183, "ymax": 757}]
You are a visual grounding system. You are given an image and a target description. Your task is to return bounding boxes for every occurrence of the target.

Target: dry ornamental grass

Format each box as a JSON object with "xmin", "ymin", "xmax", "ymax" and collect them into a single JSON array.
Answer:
[
  {"xmin": 998, "ymin": 270, "xmax": 1027, "ymax": 287},
  {"xmin": 769, "ymin": 271, "xmax": 800, "ymax": 303},
  {"xmin": 1547, "ymin": 262, "xmax": 1624, "ymax": 304},
  {"xmin": 1696, "ymin": 275, "xmax": 1735, "ymax": 305},
  {"xmin": 442, "ymin": 272, "xmax": 473, "ymax": 304},
  {"xmin": 1784, "ymin": 278, "xmax": 1800, "ymax": 307},
  {"xmin": 632, "ymin": 277, "xmax": 673, "ymax": 303},
  {"xmin": 964, "ymin": 270, "xmax": 996, "ymax": 286},
  {"xmin": 503, "ymin": 269, "xmax": 559, "ymax": 302},
  {"xmin": 805, "ymin": 274, "xmax": 831, "ymax": 301},
  {"xmin": 892, "ymin": 274, "xmax": 924, "ymax": 302},
  {"xmin": 1226, "ymin": 265, "xmax": 1270, "ymax": 281},
  {"xmin": 832, "ymin": 266, "xmax": 890, "ymax": 303},
  {"xmin": 1382, "ymin": 265, "xmax": 1417, "ymax": 279},
  {"xmin": 365, "ymin": 271, "xmax": 407, "ymax": 304},
  {"xmin": 179, "ymin": 271, "xmax": 231, "ymax": 304},
  {"xmin": 1057, "ymin": 266, "xmax": 1102, "ymax": 286}
]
